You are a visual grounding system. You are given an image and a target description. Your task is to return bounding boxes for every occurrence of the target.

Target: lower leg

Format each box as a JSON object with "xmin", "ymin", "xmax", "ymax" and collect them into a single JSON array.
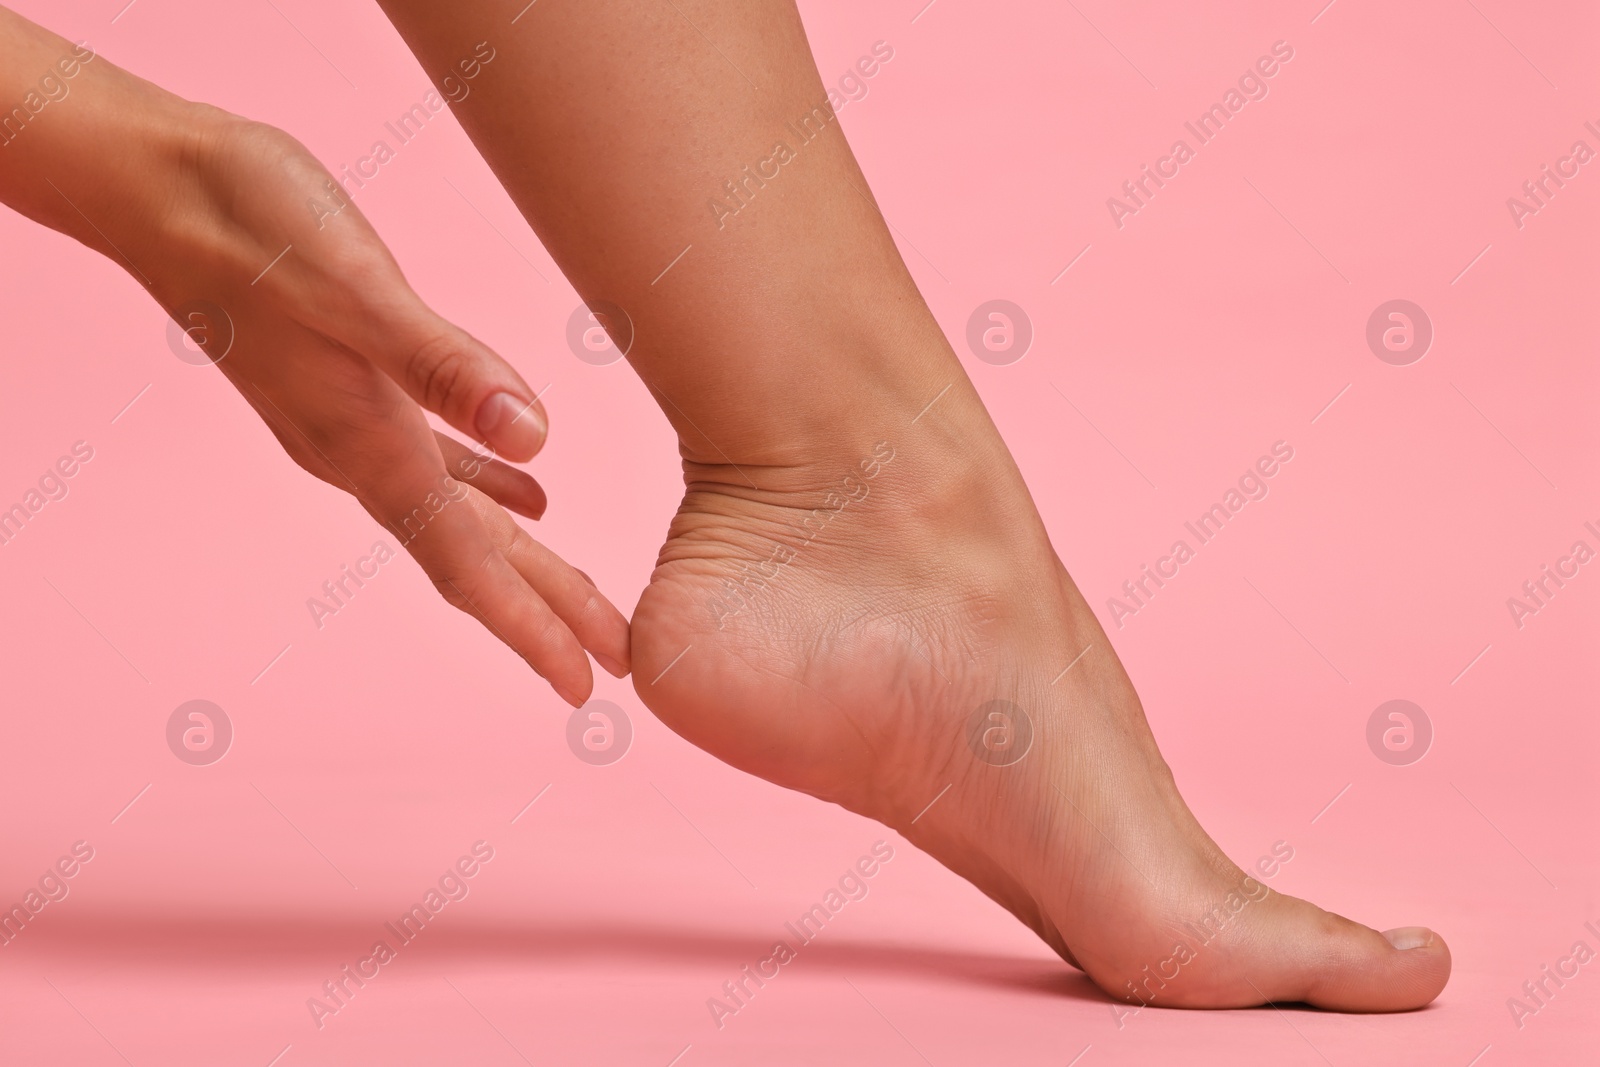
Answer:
[
  {"xmin": 377, "ymin": 0, "xmax": 1450, "ymax": 1009},
  {"xmin": 377, "ymin": 0, "xmax": 962, "ymax": 469}
]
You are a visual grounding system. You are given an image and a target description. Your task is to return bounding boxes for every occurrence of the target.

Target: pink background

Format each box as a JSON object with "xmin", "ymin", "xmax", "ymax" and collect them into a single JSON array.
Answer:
[{"xmin": 1, "ymin": 0, "xmax": 1596, "ymax": 1063}]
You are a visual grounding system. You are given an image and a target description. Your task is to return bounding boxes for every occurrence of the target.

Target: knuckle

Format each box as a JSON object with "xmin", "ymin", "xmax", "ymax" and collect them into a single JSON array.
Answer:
[
  {"xmin": 575, "ymin": 587, "xmax": 611, "ymax": 629},
  {"xmin": 284, "ymin": 447, "xmax": 325, "ymax": 481},
  {"xmin": 532, "ymin": 612, "xmax": 577, "ymax": 656},
  {"xmin": 325, "ymin": 244, "xmax": 398, "ymax": 298},
  {"xmin": 430, "ymin": 574, "xmax": 478, "ymax": 617},
  {"xmin": 405, "ymin": 334, "xmax": 475, "ymax": 416}
]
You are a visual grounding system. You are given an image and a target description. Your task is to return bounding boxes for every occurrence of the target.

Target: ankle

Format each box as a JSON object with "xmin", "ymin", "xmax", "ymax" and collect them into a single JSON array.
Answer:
[{"xmin": 656, "ymin": 317, "xmax": 979, "ymax": 463}]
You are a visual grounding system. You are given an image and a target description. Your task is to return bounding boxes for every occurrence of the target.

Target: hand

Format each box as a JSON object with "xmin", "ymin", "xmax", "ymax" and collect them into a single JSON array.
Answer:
[
  {"xmin": 0, "ymin": 12, "xmax": 628, "ymax": 702},
  {"xmin": 160, "ymin": 114, "xmax": 631, "ymax": 705}
]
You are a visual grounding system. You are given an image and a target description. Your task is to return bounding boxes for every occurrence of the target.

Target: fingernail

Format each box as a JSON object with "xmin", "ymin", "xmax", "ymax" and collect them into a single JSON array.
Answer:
[
  {"xmin": 1382, "ymin": 927, "xmax": 1435, "ymax": 951},
  {"xmin": 553, "ymin": 682, "xmax": 585, "ymax": 708},
  {"xmin": 594, "ymin": 652, "xmax": 629, "ymax": 678},
  {"xmin": 475, "ymin": 391, "xmax": 546, "ymax": 460},
  {"xmin": 505, "ymin": 485, "xmax": 548, "ymax": 521}
]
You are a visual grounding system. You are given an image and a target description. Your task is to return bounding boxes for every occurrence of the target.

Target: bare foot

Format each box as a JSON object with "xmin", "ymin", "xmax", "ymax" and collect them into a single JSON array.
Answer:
[{"xmin": 630, "ymin": 380, "xmax": 1449, "ymax": 1011}]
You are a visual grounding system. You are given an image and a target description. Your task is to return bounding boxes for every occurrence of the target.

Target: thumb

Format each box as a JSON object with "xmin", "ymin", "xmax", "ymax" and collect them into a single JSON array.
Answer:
[
  {"xmin": 376, "ymin": 308, "xmax": 549, "ymax": 462},
  {"xmin": 312, "ymin": 270, "xmax": 549, "ymax": 461}
]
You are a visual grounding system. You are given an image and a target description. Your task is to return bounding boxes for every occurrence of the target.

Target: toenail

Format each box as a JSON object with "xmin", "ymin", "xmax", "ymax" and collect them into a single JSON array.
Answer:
[{"xmin": 1382, "ymin": 927, "xmax": 1434, "ymax": 951}]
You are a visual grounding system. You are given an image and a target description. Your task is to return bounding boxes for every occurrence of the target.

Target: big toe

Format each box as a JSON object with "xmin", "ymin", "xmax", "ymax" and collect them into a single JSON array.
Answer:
[{"xmin": 1256, "ymin": 899, "xmax": 1451, "ymax": 1011}]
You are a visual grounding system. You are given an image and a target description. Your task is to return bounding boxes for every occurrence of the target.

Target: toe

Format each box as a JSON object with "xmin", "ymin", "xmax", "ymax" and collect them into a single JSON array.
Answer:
[{"xmin": 1263, "ymin": 900, "xmax": 1451, "ymax": 1011}]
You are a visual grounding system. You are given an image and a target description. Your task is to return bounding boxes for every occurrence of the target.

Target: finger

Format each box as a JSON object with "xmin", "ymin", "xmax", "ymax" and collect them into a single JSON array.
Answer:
[
  {"xmin": 276, "ymin": 366, "xmax": 592, "ymax": 704},
  {"xmin": 464, "ymin": 487, "xmax": 632, "ymax": 679},
  {"xmin": 403, "ymin": 490, "xmax": 595, "ymax": 706},
  {"xmin": 429, "ymin": 526, "xmax": 597, "ymax": 706},
  {"xmin": 228, "ymin": 374, "xmax": 348, "ymax": 487},
  {"xmin": 348, "ymin": 292, "xmax": 548, "ymax": 461},
  {"xmin": 240, "ymin": 162, "xmax": 551, "ymax": 462},
  {"xmin": 433, "ymin": 431, "xmax": 547, "ymax": 520}
]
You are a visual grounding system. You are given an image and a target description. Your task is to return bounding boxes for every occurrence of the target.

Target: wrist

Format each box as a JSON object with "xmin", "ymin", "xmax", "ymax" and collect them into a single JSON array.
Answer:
[
  {"xmin": 0, "ymin": 45, "xmax": 226, "ymax": 284},
  {"xmin": 58, "ymin": 92, "xmax": 234, "ymax": 275}
]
